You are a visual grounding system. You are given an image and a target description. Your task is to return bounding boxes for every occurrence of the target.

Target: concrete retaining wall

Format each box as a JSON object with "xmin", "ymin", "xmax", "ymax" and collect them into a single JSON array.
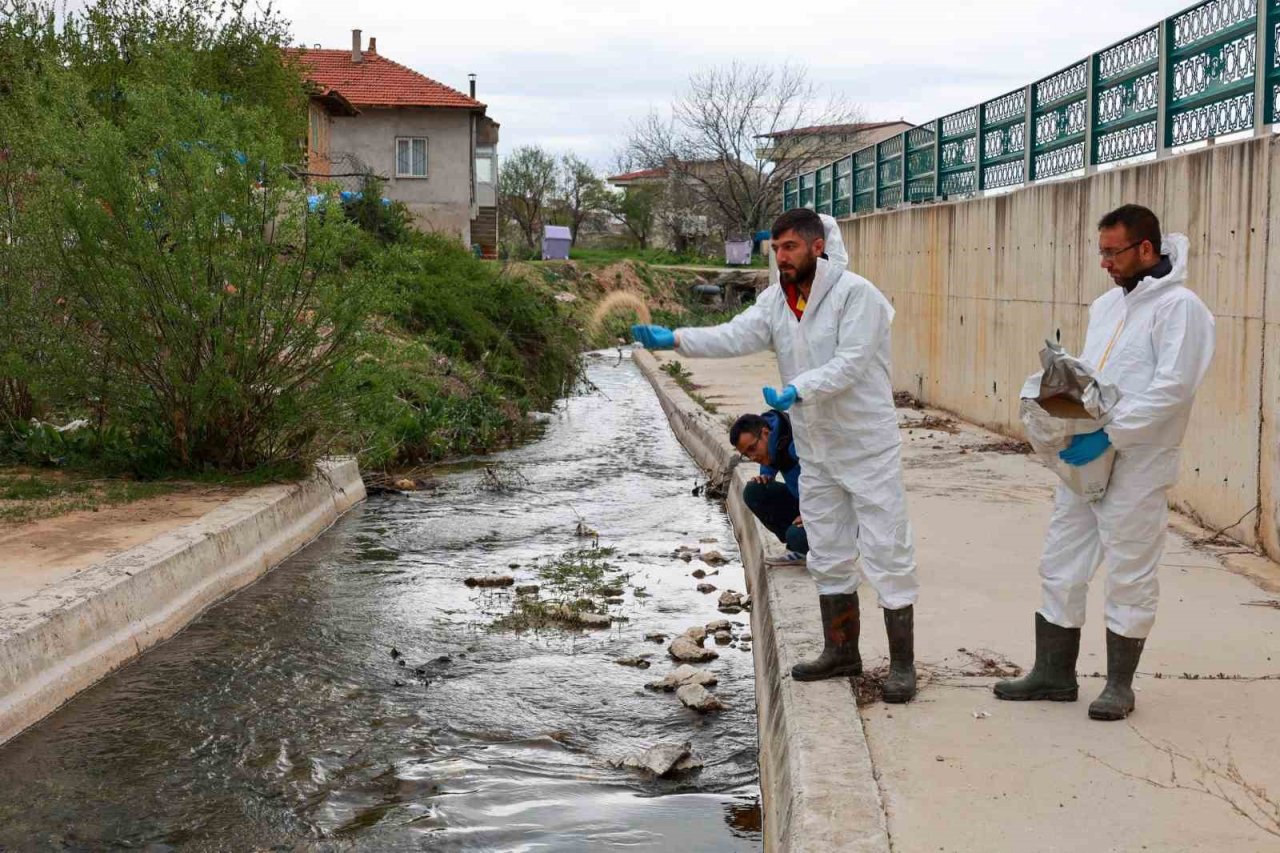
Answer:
[
  {"xmin": 0, "ymin": 458, "xmax": 365, "ymax": 747},
  {"xmin": 839, "ymin": 135, "xmax": 1279, "ymax": 560},
  {"xmin": 634, "ymin": 350, "xmax": 889, "ymax": 853}
]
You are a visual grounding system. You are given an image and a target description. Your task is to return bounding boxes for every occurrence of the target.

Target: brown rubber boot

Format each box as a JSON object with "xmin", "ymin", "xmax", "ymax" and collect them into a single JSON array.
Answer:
[
  {"xmin": 791, "ymin": 592, "xmax": 862, "ymax": 682},
  {"xmin": 1088, "ymin": 629, "xmax": 1146, "ymax": 721},
  {"xmin": 993, "ymin": 612, "xmax": 1081, "ymax": 702},
  {"xmin": 881, "ymin": 605, "xmax": 917, "ymax": 703}
]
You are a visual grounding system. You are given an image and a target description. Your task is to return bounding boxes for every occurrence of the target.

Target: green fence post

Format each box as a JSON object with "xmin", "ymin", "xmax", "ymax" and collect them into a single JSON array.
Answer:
[
  {"xmin": 1022, "ymin": 83, "xmax": 1036, "ymax": 182},
  {"xmin": 874, "ymin": 142, "xmax": 883, "ymax": 210},
  {"xmin": 1270, "ymin": 0, "xmax": 1280, "ymax": 129},
  {"xmin": 976, "ymin": 102, "xmax": 986, "ymax": 192},
  {"xmin": 1256, "ymin": 2, "xmax": 1271, "ymax": 136},
  {"xmin": 1085, "ymin": 52, "xmax": 1099, "ymax": 175},
  {"xmin": 900, "ymin": 129, "xmax": 909, "ymax": 204},
  {"xmin": 932, "ymin": 118, "xmax": 943, "ymax": 199},
  {"xmin": 1157, "ymin": 17, "xmax": 1172, "ymax": 157}
]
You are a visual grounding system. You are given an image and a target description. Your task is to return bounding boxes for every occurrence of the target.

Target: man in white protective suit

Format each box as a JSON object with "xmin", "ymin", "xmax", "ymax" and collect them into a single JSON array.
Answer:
[
  {"xmin": 631, "ymin": 208, "xmax": 920, "ymax": 703},
  {"xmin": 994, "ymin": 204, "xmax": 1215, "ymax": 721}
]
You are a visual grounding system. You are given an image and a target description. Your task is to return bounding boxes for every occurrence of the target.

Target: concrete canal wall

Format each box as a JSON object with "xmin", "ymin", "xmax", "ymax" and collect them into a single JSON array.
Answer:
[
  {"xmin": 838, "ymin": 134, "xmax": 1280, "ymax": 561},
  {"xmin": 0, "ymin": 458, "xmax": 365, "ymax": 747}
]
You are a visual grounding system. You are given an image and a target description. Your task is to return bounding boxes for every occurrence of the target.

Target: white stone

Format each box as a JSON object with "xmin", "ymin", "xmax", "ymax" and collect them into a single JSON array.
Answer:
[
  {"xmin": 616, "ymin": 741, "xmax": 694, "ymax": 776},
  {"xmin": 646, "ymin": 663, "xmax": 719, "ymax": 691},
  {"xmin": 717, "ymin": 590, "xmax": 744, "ymax": 612},
  {"xmin": 668, "ymin": 635, "xmax": 718, "ymax": 662},
  {"xmin": 682, "ymin": 625, "xmax": 708, "ymax": 643},
  {"xmin": 677, "ymin": 683, "xmax": 726, "ymax": 713}
]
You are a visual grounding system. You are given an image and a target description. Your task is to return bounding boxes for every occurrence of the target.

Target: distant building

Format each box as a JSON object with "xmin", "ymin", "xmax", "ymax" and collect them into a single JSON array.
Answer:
[
  {"xmin": 606, "ymin": 159, "xmax": 751, "ymax": 252},
  {"xmin": 756, "ymin": 120, "xmax": 915, "ymax": 173},
  {"xmin": 290, "ymin": 30, "xmax": 500, "ymax": 256}
]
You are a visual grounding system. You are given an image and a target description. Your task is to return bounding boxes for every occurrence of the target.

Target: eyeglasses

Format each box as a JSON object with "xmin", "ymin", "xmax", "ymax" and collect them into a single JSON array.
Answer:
[
  {"xmin": 739, "ymin": 434, "xmax": 766, "ymax": 458},
  {"xmin": 1098, "ymin": 241, "xmax": 1143, "ymax": 261}
]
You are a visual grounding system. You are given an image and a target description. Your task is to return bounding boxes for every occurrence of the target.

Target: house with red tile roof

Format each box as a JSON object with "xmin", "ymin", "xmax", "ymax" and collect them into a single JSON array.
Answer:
[{"xmin": 290, "ymin": 31, "xmax": 500, "ymax": 256}]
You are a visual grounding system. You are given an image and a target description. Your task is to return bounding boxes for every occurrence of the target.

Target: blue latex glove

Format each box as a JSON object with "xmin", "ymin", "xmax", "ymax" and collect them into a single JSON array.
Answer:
[
  {"xmin": 631, "ymin": 324, "xmax": 675, "ymax": 350},
  {"xmin": 1058, "ymin": 429, "xmax": 1112, "ymax": 467},
  {"xmin": 763, "ymin": 385, "xmax": 798, "ymax": 412}
]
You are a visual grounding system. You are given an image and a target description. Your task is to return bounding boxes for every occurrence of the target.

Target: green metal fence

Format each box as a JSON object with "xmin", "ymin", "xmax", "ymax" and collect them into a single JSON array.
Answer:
[{"xmin": 783, "ymin": 0, "xmax": 1280, "ymax": 215}]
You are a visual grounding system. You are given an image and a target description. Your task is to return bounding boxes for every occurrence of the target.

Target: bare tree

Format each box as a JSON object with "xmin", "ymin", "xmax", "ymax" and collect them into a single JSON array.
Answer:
[
  {"xmin": 627, "ymin": 63, "xmax": 860, "ymax": 237},
  {"xmin": 498, "ymin": 145, "xmax": 559, "ymax": 255}
]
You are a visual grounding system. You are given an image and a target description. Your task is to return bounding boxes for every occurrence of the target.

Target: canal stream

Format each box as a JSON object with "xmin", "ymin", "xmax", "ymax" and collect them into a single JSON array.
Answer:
[{"xmin": 0, "ymin": 351, "xmax": 761, "ymax": 851}]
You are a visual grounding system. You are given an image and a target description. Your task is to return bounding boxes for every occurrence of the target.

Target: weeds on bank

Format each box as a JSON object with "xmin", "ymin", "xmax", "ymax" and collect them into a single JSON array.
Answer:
[
  {"xmin": 0, "ymin": 471, "xmax": 178, "ymax": 524},
  {"xmin": 660, "ymin": 361, "xmax": 720, "ymax": 415},
  {"xmin": 566, "ymin": 246, "xmax": 767, "ymax": 269}
]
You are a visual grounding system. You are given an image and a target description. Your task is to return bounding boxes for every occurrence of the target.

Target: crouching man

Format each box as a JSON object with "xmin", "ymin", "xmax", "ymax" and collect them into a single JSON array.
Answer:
[{"xmin": 731, "ymin": 411, "xmax": 809, "ymax": 567}]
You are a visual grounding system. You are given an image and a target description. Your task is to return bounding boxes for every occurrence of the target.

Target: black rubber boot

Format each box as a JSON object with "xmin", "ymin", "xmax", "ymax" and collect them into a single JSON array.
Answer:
[
  {"xmin": 791, "ymin": 592, "xmax": 862, "ymax": 682},
  {"xmin": 1088, "ymin": 629, "xmax": 1146, "ymax": 721},
  {"xmin": 881, "ymin": 605, "xmax": 917, "ymax": 703},
  {"xmin": 993, "ymin": 612, "xmax": 1081, "ymax": 702}
]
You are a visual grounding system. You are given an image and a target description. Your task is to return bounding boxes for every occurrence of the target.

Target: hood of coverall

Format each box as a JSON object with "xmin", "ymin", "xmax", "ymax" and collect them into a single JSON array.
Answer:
[
  {"xmin": 818, "ymin": 213, "xmax": 849, "ymax": 271},
  {"xmin": 1127, "ymin": 233, "xmax": 1188, "ymax": 303},
  {"xmin": 798, "ymin": 213, "xmax": 852, "ymax": 312},
  {"xmin": 771, "ymin": 213, "xmax": 850, "ymax": 290}
]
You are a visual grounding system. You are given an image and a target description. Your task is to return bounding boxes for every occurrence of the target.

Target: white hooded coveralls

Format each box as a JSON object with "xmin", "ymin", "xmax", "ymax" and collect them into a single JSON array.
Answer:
[
  {"xmin": 674, "ymin": 216, "xmax": 918, "ymax": 607},
  {"xmin": 1038, "ymin": 234, "xmax": 1214, "ymax": 638}
]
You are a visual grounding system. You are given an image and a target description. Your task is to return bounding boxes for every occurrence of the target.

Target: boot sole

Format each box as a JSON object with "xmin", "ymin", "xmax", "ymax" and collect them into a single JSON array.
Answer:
[
  {"xmin": 993, "ymin": 687, "xmax": 1078, "ymax": 702},
  {"xmin": 791, "ymin": 664, "xmax": 863, "ymax": 682},
  {"xmin": 1088, "ymin": 706, "xmax": 1134, "ymax": 721},
  {"xmin": 881, "ymin": 690, "xmax": 916, "ymax": 704}
]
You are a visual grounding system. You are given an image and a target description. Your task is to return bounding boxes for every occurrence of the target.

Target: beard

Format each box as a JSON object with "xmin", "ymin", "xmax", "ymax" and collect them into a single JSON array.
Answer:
[{"xmin": 778, "ymin": 253, "xmax": 818, "ymax": 286}]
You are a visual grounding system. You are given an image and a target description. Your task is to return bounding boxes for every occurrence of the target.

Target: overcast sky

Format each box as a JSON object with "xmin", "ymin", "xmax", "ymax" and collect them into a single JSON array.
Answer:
[{"xmin": 278, "ymin": 0, "xmax": 1184, "ymax": 172}]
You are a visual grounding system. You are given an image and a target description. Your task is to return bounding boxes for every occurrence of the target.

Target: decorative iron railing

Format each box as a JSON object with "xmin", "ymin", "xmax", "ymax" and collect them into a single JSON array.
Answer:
[{"xmin": 783, "ymin": 0, "xmax": 1280, "ymax": 215}]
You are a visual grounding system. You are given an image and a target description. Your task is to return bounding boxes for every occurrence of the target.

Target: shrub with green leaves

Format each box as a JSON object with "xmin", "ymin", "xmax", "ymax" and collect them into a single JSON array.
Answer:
[
  {"xmin": 0, "ymin": 0, "xmax": 586, "ymax": 479},
  {"xmin": 2, "ymin": 0, "xmax": 374, "ymax": 472}
]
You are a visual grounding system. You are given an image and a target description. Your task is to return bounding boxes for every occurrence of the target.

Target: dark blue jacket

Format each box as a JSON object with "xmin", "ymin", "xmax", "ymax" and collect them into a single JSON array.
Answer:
[{"xmin": 758, "ymin": 411, "xmax": 800, "ymax": 499}]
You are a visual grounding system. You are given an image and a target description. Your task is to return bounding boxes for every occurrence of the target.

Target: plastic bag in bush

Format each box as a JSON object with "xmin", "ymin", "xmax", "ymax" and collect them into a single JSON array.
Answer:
[{"xmin": 1019, "ymin": 341, "xmax": 1121, "ymax": 502}]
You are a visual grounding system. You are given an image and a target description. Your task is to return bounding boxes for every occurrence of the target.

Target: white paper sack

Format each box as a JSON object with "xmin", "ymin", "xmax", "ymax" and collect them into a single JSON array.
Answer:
[{"xmin": 1019, "ymin": 342, "xmax": 1121, "ymax": 502}]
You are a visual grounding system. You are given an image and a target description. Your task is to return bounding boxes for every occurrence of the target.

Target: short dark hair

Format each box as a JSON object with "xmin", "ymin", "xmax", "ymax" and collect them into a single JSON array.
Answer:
[
  {"xmin": 771, "ymin": 207, "xmax": 824, "ymax": 242},
  {"xmin": 729, "ymin": 413, "xmax": 769, "ymax": 447},
  {"xmin": 1098, "ymin": 204, "xmax": 1161, "ymax": 252}
]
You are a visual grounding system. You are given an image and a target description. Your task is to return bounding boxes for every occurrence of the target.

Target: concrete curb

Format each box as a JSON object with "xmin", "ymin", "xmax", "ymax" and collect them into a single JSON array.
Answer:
[
  {"xmin": 0, "ymin": 458, "xmax": 365, "ymax": 747},
  {"xmin": 634, "ymin": 350, "xmax": 889, "ymax": 853}
]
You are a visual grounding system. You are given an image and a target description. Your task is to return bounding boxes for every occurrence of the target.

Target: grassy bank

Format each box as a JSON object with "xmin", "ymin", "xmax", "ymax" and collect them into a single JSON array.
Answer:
[{"xmin": 566, "ymin": 246, "xmax": 768, "ymax": 269}]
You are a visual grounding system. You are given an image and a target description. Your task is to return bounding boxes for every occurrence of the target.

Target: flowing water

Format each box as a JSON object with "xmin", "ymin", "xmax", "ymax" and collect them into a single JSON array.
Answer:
[{"xmin": 0, "ymin": 351, "xmax": 762, "ymax": 851}]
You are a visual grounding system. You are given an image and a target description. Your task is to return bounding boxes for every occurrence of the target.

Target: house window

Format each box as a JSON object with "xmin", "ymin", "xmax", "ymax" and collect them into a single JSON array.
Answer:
[
  {"xmin": 396, "ymin": 137, "xmax": 428, "ymax": 177},
  {"xmin": 475, "ymin": 146, "xmax": 495, "ymax": 184}
]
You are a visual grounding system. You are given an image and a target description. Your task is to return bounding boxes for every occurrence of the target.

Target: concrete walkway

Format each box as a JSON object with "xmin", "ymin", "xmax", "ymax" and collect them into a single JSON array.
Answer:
[{"xmin": 651, "ymin": 350, "xmax": 1280, "ymax": 852}]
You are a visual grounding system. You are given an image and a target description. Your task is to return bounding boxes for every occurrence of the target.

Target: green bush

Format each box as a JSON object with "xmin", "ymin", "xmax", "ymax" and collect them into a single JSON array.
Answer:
[
  {"xmin": 0, "ymin": 0, "xmax": 585, "ymax": 480},
  {"xmin": 1, "ymin": 0, "xmax": 375, "ymax": 473},
  {"xmin": 375, "ymin": 233, "xmax": 580, "ymax": 404},
  {"xmin": 568, "ymin": 245, "xmax": 767, "ymax": 268}
]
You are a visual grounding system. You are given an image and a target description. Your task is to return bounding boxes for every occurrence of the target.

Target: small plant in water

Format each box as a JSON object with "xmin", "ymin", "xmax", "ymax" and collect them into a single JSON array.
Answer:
[{"xmin": 492, "ymin": 546, "xmax": 631, "ymax": 632}]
